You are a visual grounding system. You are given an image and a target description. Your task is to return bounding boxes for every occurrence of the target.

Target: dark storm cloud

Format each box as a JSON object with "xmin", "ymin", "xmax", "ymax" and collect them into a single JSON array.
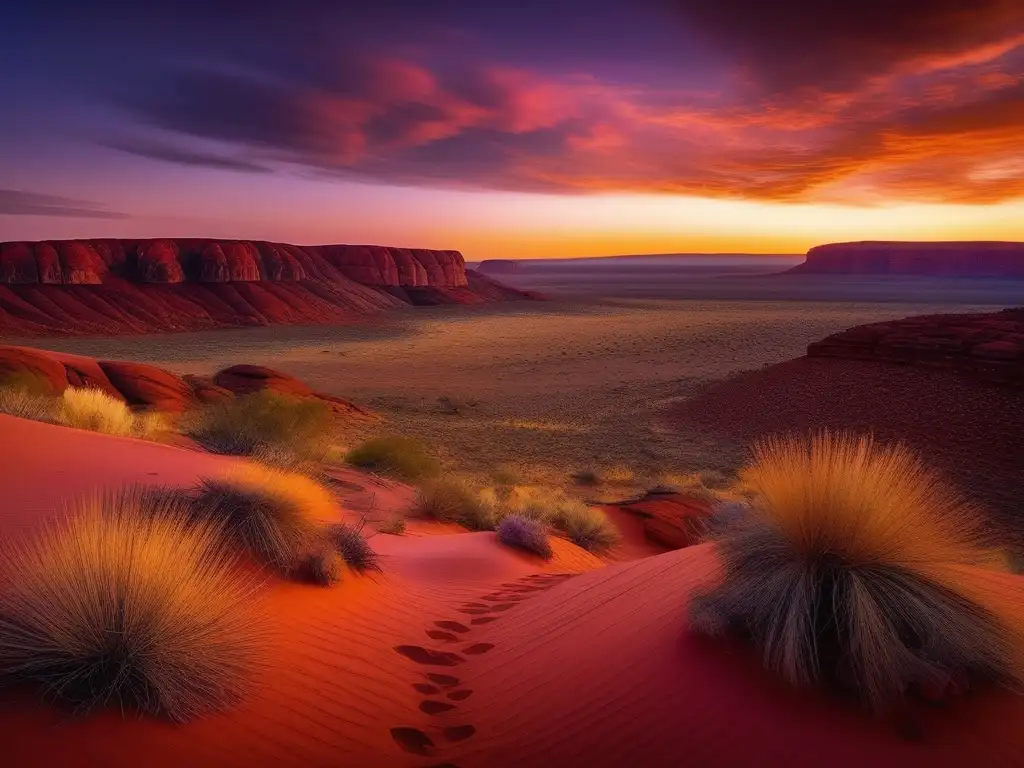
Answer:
[
  {"xmin": 665, "ymin": 0, "xmax": 1024, "ymax": 92},
  {"xmin": 0, "ymin": 190, "xmax": 130, "ymax": 219}
]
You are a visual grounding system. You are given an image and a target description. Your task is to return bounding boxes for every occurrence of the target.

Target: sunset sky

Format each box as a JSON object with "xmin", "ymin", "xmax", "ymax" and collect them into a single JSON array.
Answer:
[{"xmin": 2, "ymin": 1, "xmax": 1023, "ymax": 259}]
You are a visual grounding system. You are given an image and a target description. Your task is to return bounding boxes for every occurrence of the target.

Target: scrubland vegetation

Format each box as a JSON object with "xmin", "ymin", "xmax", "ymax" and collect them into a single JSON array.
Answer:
[
  {"xmin": 690, "ymin": 430, "xmax": 1024, "ymax": 711},
  {"xmin": 416, "ymin": 477, "xmax": 620, "ymax": 554},
  {"xmin": 0, "ymin": 377, "xmax": 169, "ymax": 440},
  {"xmin": 184, "ymin": 390, "xmax": 334, "ymax": 466},
  {"xmin": 345, "ymin": 435, "xmax": 440, "ymax": 481},
  {"xmin": 0, "ymin": 487, "xmax": 261, "ymax": 721}
]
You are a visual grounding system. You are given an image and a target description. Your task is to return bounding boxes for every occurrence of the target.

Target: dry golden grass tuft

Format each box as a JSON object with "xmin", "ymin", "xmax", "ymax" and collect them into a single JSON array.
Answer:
[
  {"xmin": 184, "ymin": 390, "xmax": 334, "ymax": 464},
  {"xmin": 0, "ymin": 487, "xmax": 262, "ymax": 721},
  {"xmin": 57, "ymin": 387, "xmax": 169, "ymax": 441},
  {"xmin": 0, "ymin": 386, "xmax": 58, "ymax": 423},
  {"xmin": 690, "ymin": 430, "xmax": 1024, "ymax": 711},
  {"xmin": 192, "ymin": 463, "xmax": 337, "ymax": 573},
  {"xmin": 418, "ymin": 477, "xmax": 497, "ymax": 531}
]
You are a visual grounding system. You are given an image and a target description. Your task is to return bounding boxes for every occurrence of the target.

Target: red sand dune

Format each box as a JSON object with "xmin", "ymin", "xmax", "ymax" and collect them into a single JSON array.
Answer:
[
  {"xmin": 786, "ymin": 241, "xmax": 1024, "ymax": 278},
  {"xmin": 2, "ymin": 405, "xmax": 1023, "ymax": 765},
  {"xmin": 0, "ymin": 344, "xmax": 376, "ymax": 419},
  {"xmin": 0, "ymin": 239, "xmax": 536, "ymax": 336}
]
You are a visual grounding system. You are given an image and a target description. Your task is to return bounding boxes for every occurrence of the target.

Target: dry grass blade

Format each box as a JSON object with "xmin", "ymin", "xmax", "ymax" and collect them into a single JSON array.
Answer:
[{"xmin": 0, "ymin": 486, "xmax": 263, "ymax": 721}]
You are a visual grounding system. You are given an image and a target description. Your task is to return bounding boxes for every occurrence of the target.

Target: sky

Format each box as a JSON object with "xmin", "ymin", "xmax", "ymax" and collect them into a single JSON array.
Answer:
[{"xmin": 1, "ymin": 0, "xmax": 1023, "ymax": 259}]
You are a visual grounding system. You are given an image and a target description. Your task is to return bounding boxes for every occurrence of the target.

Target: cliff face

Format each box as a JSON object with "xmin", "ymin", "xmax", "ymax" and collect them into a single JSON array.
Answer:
[
  {"xmin": 787, "ymin": 241, "xmax": 1024, "ymax": 278},
  {"xmin": 0, "ymin": 239, "xmax": 533, "ymax": 336}
]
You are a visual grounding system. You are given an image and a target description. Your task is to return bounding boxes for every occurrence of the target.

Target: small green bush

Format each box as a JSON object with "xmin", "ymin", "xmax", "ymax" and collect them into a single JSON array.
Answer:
[
  {"xmin": 418, "ymin": 478, "xmax": 497, "ymax": 530},
  {"xmin": 346, "ymin": 436, "xmax": 440, "ymax": 481},
  {"xmin": 553, "ymin": 502, "xmax": 620, "ymax": 555},
  {"xmin": 185, "ymin": 390, "xmax": 334, "ymax": 463}
]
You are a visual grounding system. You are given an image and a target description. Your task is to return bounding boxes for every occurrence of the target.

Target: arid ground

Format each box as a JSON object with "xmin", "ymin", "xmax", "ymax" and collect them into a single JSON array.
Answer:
[{"xmin": 15, "ymin": 281, "xmax": 1013, "ymax": 495}]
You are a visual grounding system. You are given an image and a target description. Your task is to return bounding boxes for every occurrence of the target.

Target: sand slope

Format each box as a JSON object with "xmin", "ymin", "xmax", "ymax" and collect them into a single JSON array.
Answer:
[{"xmin": 1, "ymin": 414, "xmax": 1023, "ymax": 766}]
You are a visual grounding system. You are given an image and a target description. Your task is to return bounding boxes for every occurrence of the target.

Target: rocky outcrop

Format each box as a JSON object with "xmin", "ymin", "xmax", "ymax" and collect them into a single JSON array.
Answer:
[
  {"xmin": 0, "ymin": 239, "xmax": 535, "ymax": 336},
  {"xmin": 0, "ymin": 344, "xmax": 377, "ymax": 420},
  {"xmin": 787, "ymin": 241, "xmax": 1024, "ymax": 278},
  {"xmin": 612, "ymin": 491, "xmax": 714, "ymax": 550},
  {"xmin": 807, "ymin": 307, "xmax": 1024, "ymax": 386}
]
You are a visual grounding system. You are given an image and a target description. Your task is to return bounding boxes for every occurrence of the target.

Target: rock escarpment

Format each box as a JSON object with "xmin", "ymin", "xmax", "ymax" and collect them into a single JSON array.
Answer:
[
  {"xmin": 808, "ymin": 307, "xmax": 1024, "ymax": 387},
  {"xmin": 0, "ymin": 239, "xmax": 535, "ymax": 336},
  {"xmin": 0, "ymin": 345, "xmax": 377, "ymax": 420},
  {"xmin": 786, "ymin": 241, "xmax": 1024, "ymax": 278}
]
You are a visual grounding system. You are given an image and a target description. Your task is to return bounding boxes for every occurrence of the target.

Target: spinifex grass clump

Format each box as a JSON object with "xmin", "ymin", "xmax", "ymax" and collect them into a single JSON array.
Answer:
[
  {"xmin": 192, "ymin": 462, "xmax": 336, "ymax": 574},
  {"xmin": 418, "ymin": 477, "xmax": 497, "ymax": 530},
  {"xmin": 186, "ymin": 390, "xmax": 334, "ymax": 464},
  {"xmin": 690, "ymin": 430, "xmax": 1024, "ymax": 712},
  {"xmin": 328, "ymin": 522, "xmax": 382, "ymax": 574},
  {"xmin": 57, "ymin": 387, "xmax": 169, "ymax": 440},
  {"xmin": 552, "ymin": 500, "xmax": 620, "ymax": 555},
  {"xmin": 497, "ymin": 515, "xmax": 553, "ymax": 559},
  {"xmin": 346, "ymin": 436, "xmax": 440, "ymax": 481},
  {"xmin": 0, "ymin": 487, "xmax": 261, "ymax": 721}
]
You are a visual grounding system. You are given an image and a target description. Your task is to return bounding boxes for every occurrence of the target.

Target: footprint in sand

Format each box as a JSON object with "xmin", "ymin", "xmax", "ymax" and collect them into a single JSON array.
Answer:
[
  {"xmin": 394, "ymin": 645, "xmax": 465, "ymax": 666},
  {"xmin": 462, "ymin": 643, "xmax": 495, "ymax": 655},
  {"xmin": 413, "ymin": 683, "xmax": 440, "ymax": 695},
  {"xmin": 443, "ymin": 726, "xmax": 477, "ymax": 743},
  {"xmin": 426, "ymin": 630, "xmax": 461, "ymax": 643},
  {"xmin": 427, "ymin": 673, "xmax": 460, "ymax": 687},
  {"xmin": 457, "ymin": 607, "xmax": 491, "ymax": 616},
  {"xmin": 390, "ymin": 727, "xmax": 435, "ymax": 756},
  {"xmin": 420, "ymin": 700, "xmax": 458, "ymax": 715},
  {"xmin": 470, "ymin": 616, "xmax": 498, "ymax": 625},
  {"xmin": 447, "ymin": 690, "xmax": 473, "ymax": 701},
  {"xmin": 435, "ymin": 620, "xmax": 471, "ymax": 633}
]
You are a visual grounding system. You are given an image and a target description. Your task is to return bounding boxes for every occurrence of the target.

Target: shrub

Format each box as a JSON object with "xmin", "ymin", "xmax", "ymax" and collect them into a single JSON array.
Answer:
[
  {"xmin": 377, "ymin": 516, "xmax": 407, "ymax": 535},
  {"xmin": 0, "ymin": 487, "xmax": 260, "ymax": 721},
  {"xmin": 291, "ymin": 546, "xmax": 344, "ymax": 586},
  {"xmin": 328, "ymin": 522, "xmax": 381, "ymax": 574},
  {"xmin": 346, "ymin": 436, "xmax": 440, "ymax": 481},
  {"xmin": 497, "ymin": 515, "xmax": 553, "ymax": 559},
  {"xmin": 191, "ymin": 463, "xmax": 335, "ymax": 573},
  {"xmin": 0, "ymin": 386, "xmax": 57, "ymax": 422},
  {"xmin": 185, "ymin": 390, "xmax": 334, "ymax": 464},
  {"xmin": 553, "ymin": 501, "xmax": 620, "ymax": 555},
  {"xmin": 418, "ymin": 478, "xmax": 497, "ymax": 530},
  {"xmin": 689, "ymin": 431, "xmax": 1024, "ymax": 712},
  {"xmin": 571, "ymin": 469, "xmax": 601, "ymax": 487},
  {"xmin": 56, "ymin": 387, "xmax": 169, "ymax": 440}
]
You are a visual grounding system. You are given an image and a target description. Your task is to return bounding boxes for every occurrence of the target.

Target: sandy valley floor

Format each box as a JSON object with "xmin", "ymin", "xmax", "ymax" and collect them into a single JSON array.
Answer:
[{"xmin": 18, "ymin": 296, "xmax": 1007, "ymax": 492}]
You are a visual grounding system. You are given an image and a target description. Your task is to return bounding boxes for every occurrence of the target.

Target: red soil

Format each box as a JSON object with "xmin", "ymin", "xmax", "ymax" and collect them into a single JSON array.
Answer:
[
  {"xmin": 0, "ymin": 239, "xmax": 537, "ymax": 336},
  {"xmin": 671, "ymin": 356, "xmax": 1024, "ymax": 545},
  {"xmin": 607, "ymin": 492, "xmax": 715, "ymax": 550}
]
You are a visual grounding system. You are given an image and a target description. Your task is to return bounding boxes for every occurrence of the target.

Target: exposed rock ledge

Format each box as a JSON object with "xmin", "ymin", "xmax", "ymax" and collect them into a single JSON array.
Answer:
[
  {"xmin": 0, "ymin": 344, "xmax": 376, "ymax": 419},
  {"xmin": 0, "ymin": 239, "xmax": 537, "ymax": 336},
  {"xmin": 807, "ymin": 307, "xmax": 1024, "ymax": 387},
  {"xmin": 786, "ymin": 241, "xmax": 1024, "ymax": 278}
]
